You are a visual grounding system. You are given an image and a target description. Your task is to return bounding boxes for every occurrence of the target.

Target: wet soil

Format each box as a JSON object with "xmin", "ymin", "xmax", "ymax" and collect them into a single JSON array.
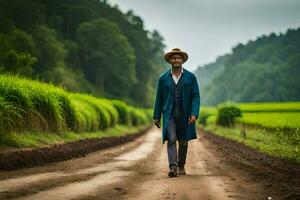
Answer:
[{"xmin": 0, "ymin": 126, "xmax": 299, "ymax": 200}]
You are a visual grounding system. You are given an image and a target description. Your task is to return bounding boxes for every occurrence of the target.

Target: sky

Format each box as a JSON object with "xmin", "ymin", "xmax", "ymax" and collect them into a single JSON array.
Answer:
[{"xmin": 109, "ymin": 0, "xmax": 300, "ymax": 71}]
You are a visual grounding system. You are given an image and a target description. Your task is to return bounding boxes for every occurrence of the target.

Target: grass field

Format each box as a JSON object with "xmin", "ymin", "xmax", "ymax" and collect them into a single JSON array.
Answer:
[
  {"xmin": 203, "ymin": 124, "xmax": 300, "ymax": 163},
  {"xmin": 237, "ymin": 112, "xmax": 300, "ymax": 129},
  {"xmin": 0, "ymin": 74, "xmax": 152, "ymax": 148},
  {"xmin": 198, "ymin": 101, "xmax": 300, "ymax": 163},
  {"xmin": 0, "ymin": 124, "xmax": 148, "ymax": 148}
]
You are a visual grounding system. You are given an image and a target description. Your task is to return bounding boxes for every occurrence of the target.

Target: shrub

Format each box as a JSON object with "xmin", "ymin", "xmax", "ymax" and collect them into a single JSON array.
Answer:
[
  {"xmin": 198, "ymin": 107, "xmax": 217, "ymax": 126},
  {"xmin": 0, "ymin": 74, "xmax": 67, "ymax": 132},
  {"xmin": 128, "ymin": 107, "xmax": 149, "ymax": 126},
  {"xmin": 216, "ymin": 101, "xmax": 242, "ymax": 127},
  {"xmin": 69, "ymin": 97, "xmax": 98, "ymax": 132},
  {"xmin": 111, "ymin": 100, "xmax": 132, "ymax": 125}
]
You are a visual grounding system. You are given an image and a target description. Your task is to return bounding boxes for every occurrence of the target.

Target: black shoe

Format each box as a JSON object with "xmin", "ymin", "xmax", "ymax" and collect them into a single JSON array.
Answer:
[
  {"xmin": 168, "ymin": 166, "xmax": 178, "ymax": 177},
  {"xmin": 178, "ymin": 167, "xmax": 186, "ymax": 175}
]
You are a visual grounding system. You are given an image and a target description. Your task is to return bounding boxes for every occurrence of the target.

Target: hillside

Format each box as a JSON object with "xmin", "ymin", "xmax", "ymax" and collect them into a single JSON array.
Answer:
[
  {"xmin": 195, "ymin": 27, "xmax": 300, "ymax": 105},
  {"xmin": 0, "ymin": 0, "xmax": 168, "ymax": 107}
]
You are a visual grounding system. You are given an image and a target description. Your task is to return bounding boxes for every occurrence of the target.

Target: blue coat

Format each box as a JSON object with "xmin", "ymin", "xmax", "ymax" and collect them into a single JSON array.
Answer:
[{"xmin": 153, "ymin": 68, "xmax": 200, "ymax": 144}]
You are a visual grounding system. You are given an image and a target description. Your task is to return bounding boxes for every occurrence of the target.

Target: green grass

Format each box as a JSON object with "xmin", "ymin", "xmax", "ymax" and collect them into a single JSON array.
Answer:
[
  {"xmin": 237, "ymin": 102, "xmax": 300, "ymax": 112},
  {"xmin": 237, "ymin": 112, "xmax": 300, "ymax": 129},
  {"xmin": 198, "ymin": 102, "xmax": 300, "ymax": 163},
  {"xmin": 200, "ymin": 102, "xmax": 300, "ymax": 130},
  {"xmin": 0, "ymin": 124, "xmax": 148, "ymax": 148},
  {"xmin": 202, "ymin": 124, "xmax": 300, "ymax": 163},
  {"xmin": 0, "ymin": 73, "xmax": 152, "ymax": 137}
]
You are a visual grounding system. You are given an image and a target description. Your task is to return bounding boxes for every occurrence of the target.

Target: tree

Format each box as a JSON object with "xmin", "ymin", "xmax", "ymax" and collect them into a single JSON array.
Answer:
[
  {"xmin": 76, "ymin": 18, "xmax": 136, "ymax": 98},
  {"xmin": 0, "ymin": 28, "xmax": 37, "ymax": 76}
]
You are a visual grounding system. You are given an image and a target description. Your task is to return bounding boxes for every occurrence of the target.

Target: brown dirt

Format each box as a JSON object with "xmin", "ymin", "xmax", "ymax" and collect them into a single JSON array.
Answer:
[
  {"xmin": 0, "ymin": 126, "xmax": 299, "ymax": 200},
  {"xmin": 0, "ymin": 127, "xmax": 151, "ymax": 171},
  {"xmin": 201, "ymin": 128, "xmax": 300, "ymax": 200}
]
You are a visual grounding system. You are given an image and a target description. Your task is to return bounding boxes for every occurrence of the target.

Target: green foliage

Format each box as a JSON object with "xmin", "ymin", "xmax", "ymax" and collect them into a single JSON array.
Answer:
[
  {"xmin": 142, "ymin": 108, "xmax": 154, "ymax": 122},
  {"xmin": 0, "ymin": 29, "xmax": 37, "ymax": 76},
  {"xmin": 203, "ymin": 101, "xmax": 300, "ymax": 130},
  {"xmin": 128, "ymin": 106, "xmax": 149, "ymax": 126},
  {"xmin": 0, "ymin": 95, "xmax": 24, "ymax": 133},
  {"xmin": 237, "ymin": 102, "xmax": 300, "ymax": 112},
  {"xmin": 0, "ymin": 74, "xmax": 72, "ymax": 132},
  {"xmin": 198, "ymin": 106, "xmax": 217, "ymax": 125},
  {"xmin": 237, "ymin": 112, "xmax": 300, "ymax": 129},
  {"xmin": 201, "ymin": 101, "xmax": 300, "ymax": 162},
  {"xmin": 196, "ymin": 28, "xmax": 300, "ymax": 105},
  {"xmin": 111, "ymin": 100, "xmax": 132, "ymax": 125},
  {"xmin": 0, "ymin": 0, "xmax": 168, "ymax": 107},
  {"xmin": 216, "ymin": 102, "xmax": 242, "ymax": 127},
  {"xmin": 0, "ymin": 125, "xmax": 146, "ymax": 148},
  {"xmin": 76, "ymin": 18, "xmax": 136, "ymax": 99},
  {"xmin": 69, "ymin": 97, "xmax": 99, "ymax": 132},
  {"xmin": 204, "ymin": 125, "xmax": 300, "ymax": 163},
  {"xmin": 0, "ymin": 74, "xmax": 152, "ymax": 149},
  {"xmin": 0, "ymin": 74, "xmax": 151, "ymax": 136},
  {"xmin": 70, "ymin": 93, "xmax": 119, "ymax": 130}
]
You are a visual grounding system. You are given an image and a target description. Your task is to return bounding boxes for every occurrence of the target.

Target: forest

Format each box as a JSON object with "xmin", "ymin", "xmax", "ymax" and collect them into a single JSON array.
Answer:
[
  {"xmin": 195, "ymin": 27, "xmax": 300, "ymax": 105},
  {"xmin": 0, "ymin": 0, "xmax": 168, "ymax": 108}
]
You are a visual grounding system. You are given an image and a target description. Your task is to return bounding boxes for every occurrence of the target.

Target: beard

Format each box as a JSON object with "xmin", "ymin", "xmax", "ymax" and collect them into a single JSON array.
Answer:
[{"xmin": 172, "ymin": 64, "xmax": 182, "ymax": 68}]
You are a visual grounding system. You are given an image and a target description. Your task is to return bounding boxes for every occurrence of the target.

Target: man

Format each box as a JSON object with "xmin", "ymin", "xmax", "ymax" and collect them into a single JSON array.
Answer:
[{"xmin": 153, "ymin": 48, "xmax": 200, "ymax": 177}]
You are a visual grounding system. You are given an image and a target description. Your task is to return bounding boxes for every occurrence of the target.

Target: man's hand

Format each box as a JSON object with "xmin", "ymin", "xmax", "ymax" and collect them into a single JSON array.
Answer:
[
  {"xmin": 154, "ymin": 119, "xmax": 161, "ymax": 128},
  {"xmin": 188, "ymin": 115, "xmax": 197, "ymax": 125}
]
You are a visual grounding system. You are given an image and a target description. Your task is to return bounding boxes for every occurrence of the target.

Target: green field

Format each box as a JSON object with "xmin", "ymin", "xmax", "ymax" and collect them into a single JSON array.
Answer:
[
  {"xmin": 237, "ymin": 102, "xmax": 300, "ymax": 113},
  {"xmin": 237, "ymin": 112, "xmax": 300, "ymax": 129},
  {"xmin": 0, "ymin": 74, "xmax": 152, "ymax": 148},
  {"xmin": 199, "ymin": 101, "xmax": 300, "ymax": 163},
  {"xmin": 200, "ymin": 102, "xmax": 300, "ymax": 130},
  {"xmin": 204, "ymin": 124, "xmax": 300, "ymax": 163}
]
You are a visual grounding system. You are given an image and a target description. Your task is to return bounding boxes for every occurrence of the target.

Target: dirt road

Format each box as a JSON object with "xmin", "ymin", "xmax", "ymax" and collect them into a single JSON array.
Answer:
[{"xmin": 0, "ymin": 127, "xmax": 299, "ymax": 200}]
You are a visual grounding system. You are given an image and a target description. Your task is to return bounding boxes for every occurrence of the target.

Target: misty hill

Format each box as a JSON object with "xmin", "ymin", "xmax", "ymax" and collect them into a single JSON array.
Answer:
[
  {"xmin": 0, "ymin": 0, "xmax": 168, "ymax": 107},
  {"xmin": 195, "ymin": 27, "xmax": 300, "ymax": 106}
]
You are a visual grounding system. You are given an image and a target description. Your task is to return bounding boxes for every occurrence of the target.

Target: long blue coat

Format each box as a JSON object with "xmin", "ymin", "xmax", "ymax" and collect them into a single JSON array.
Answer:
[{"xmin": 153, "ymin": 68, "xmax": 200, "ymax": 144}]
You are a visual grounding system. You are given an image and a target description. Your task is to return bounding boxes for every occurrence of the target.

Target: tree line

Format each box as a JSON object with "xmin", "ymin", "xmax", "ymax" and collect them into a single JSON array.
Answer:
[
  {"xmin": 195, "ymin": 27, "xmax": 300, "ymax": 105},
  {"xmin": 0, "ymin": 0, "xmax": 168, "ymax": 107}
]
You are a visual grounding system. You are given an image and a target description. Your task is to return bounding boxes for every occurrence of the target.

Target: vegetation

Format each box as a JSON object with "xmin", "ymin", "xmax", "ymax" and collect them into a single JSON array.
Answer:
[
  {"xmin": 0, "ymin": 0, "xmax": 168, "ymax": 107},
  {"xmin": 0, "ymin": 74, "xmax": 152, "ymax": 147},
  {"xmin": 0, "ymin": 125, "xmax": 147, "ymax": 148},
  {"xmin": 237, "ymin": 112, "xmax": 300, "ymax": 130},
  {"xmin": 237, "ymin": 102, "xmax": 300, "ymax": 113},
  {"xmin": 204, "ymin": 124, "xmax": 300, "ymax": 163},
  {"xmin": 198, "ymin": 101, "xmax": 300, "ymax": 163},
  {"xmin": 216, "ymin": 102, "xmax": 242, "ymax": 127},
  {"xmin": 195, "ymin": 28, "xmax": 300, "ymax": 106}
]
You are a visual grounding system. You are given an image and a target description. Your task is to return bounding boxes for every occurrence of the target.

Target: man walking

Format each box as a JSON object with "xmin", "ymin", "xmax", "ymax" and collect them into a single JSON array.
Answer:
[{"xmin": 153, "ymin": 48, "xmax": 200, "ymax": 177}]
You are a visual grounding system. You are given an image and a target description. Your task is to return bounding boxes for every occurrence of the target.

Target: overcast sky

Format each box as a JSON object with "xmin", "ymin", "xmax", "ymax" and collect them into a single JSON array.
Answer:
[{"xmin": 110, "ymin": 0, "xmax": 300, "ymax": 71}]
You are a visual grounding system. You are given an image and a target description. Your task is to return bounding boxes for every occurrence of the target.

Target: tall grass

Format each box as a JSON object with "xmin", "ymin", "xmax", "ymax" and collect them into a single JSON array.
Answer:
[
  {"xmin": 0, "ymin": 74, "xmax": 151, "ymax": 138},
  {"xmin": 237, "ymin": 102, "xmax": 300, "ymax": 112}
]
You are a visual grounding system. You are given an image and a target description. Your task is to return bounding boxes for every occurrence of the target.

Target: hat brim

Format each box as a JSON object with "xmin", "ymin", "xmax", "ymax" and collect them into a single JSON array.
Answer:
[{"xmin": 164, "ymin": 52, "xmax": 188, "ymax": 64}]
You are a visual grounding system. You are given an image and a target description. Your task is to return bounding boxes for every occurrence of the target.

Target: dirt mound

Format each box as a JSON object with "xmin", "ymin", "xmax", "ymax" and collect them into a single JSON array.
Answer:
[
  {"xmin": 200, "ymin": 128, "xmax": 300, "ymax": 200},
  {"xmin": 0, "ymin": 127, "xmax": 151, "ymax": 171}
]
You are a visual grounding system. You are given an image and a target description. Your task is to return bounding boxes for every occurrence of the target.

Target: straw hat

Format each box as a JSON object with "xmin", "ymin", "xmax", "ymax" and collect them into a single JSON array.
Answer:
[{"xmin": 164, "ymin": 48, "xmax": 188, "ymax": 64}]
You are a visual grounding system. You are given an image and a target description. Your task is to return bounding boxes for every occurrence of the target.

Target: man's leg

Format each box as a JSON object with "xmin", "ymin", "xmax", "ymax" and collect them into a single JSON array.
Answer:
[
  {"xmin": 178, "ymin": 140, "xmax": 188, "ymax": 174},
  {"xmin": 166, "ymin": 118, "xmax": 178, "ymax": 170}
]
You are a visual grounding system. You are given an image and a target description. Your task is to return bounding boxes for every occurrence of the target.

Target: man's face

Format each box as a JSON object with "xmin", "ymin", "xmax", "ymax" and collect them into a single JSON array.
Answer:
[{"xmin": 169, "ymin": 54, "xmax": 184, "ymax": 67}]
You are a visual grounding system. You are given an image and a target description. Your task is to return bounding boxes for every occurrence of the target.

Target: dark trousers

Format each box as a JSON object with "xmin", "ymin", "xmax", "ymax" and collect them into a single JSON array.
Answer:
[{"xmin": 166, "ymin": 118, "xmax": 188, "ymax": 169}]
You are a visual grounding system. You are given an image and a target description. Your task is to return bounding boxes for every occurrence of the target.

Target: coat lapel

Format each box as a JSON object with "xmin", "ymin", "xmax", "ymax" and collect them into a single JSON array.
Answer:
[{"xmin": 182, "ymin": 68, "xmax": 191, "ymax": 85}]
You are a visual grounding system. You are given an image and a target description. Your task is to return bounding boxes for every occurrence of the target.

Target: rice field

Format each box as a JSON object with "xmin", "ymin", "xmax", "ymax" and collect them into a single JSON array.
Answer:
[
  {"xmin": 0, "ymin": 74, "xmax": 151, "ymax": 136},
  {"xmin": 237, "ymin": 102, "xmax": 300, "ymax": 113},
  {"xmin": 237, "ymin": 112, "xmax": 300, "ymax": 129},
  {"xmin": 200, "ymin": 102, "xmax": 300, "ymax": 162},
  {"xmin": 199, "ymin": 102, "xmax": 300, "ymax": 130}
]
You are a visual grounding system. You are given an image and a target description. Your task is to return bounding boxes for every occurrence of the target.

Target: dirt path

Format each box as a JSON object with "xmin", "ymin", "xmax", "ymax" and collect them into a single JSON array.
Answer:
[{"xmin": 0, "ymin": 127, "xmax": 298, "ymax": 200}]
